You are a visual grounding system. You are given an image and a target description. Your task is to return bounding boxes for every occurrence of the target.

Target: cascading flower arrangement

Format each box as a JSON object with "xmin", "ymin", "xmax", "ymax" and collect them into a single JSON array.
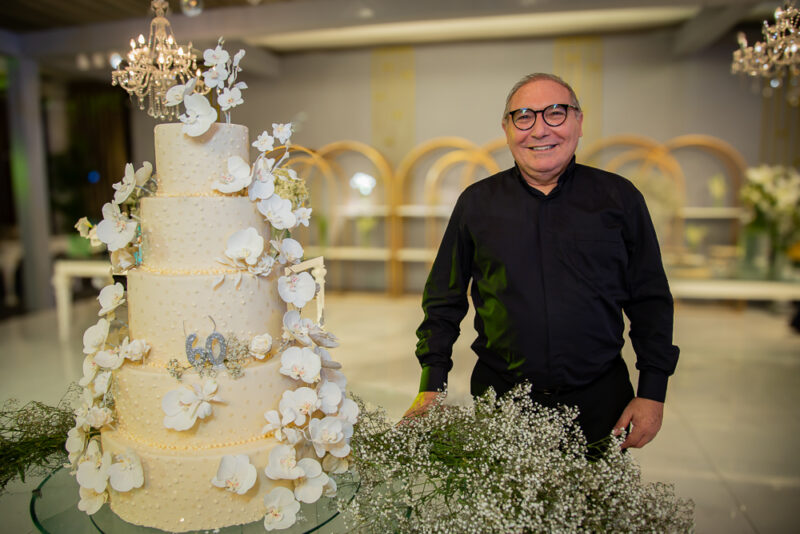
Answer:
[
  {"xmin": 337, "ymin": 384, "xmax": 694, "ymax": 534},
  {"xmin": 739, "ymin": 164, "xmax": 800, "ymax": 277}
]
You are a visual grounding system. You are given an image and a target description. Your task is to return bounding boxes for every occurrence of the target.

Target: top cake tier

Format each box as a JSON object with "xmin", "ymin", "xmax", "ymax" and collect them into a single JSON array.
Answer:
[{"xmin": 154, "ymin": 123, "xmax": 249, "ymax": 196}]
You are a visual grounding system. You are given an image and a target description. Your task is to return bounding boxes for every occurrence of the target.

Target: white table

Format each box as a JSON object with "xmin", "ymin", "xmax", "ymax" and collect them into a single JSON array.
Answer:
[
  {"xmin": 670, "ymin": 278, "xmax": 800, "ymax": 302},
  {"xmin": 51, "ymin": 259, "xmax": 113, "ymax": 340}
]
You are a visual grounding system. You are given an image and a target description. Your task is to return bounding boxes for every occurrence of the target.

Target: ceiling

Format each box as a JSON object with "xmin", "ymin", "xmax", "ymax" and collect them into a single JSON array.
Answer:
[{"xmin": 0, "ymin": 0, "xmax": 778, "ymax": 79}]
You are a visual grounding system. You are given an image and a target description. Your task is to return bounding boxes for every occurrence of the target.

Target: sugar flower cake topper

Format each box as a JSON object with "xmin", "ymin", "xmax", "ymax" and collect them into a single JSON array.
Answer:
[{"xmin": 165, "ymin": 38, "xmax": 247, "ymax": 137}]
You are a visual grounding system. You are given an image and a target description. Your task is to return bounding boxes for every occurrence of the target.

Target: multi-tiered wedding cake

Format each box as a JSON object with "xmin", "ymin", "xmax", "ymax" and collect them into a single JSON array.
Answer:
[{"xmin": 68, "ymin": 42, "xmax": 356, "ymax": 533}]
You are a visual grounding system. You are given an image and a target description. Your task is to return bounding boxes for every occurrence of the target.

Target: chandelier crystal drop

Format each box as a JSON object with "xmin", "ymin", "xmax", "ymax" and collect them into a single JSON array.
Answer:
[
  {"xmin": 112, "ymin": 0, "xmax": 208, "ymax": 120},
  {"xmin": 731, "ymin": 1, "xmax": 800, "ymax": 105}
]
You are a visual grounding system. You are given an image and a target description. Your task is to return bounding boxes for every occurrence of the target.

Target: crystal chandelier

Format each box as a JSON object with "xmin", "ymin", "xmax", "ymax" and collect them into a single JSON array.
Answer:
[
  {"xmin": 731, "ymin": 2, "xmax": 800, "ymax": 105},
  {"xmin": 112, "ymin": 0, "xmax": 205, "ymax": 120}
]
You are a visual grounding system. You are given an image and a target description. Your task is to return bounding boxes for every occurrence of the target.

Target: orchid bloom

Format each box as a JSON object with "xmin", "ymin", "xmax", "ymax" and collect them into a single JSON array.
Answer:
[
  {"xmin": 257, "ymin": 194, "xmax": 297, "ymax": 230},
  {"xmin": 213, "ymin": 155, "xmax": 252, "ymax": 194},
  {"xmin": 82, "ymin": 318, "xmax": 110, "ymax": 355},
  {"xmin": 277, "ymin": 272, "xmax": 316, "ymax": 308},
  {"xmin": 97, "ymin": 282, "xmax": 125, "ymax": 316},
  {"xmin": 108, "ymin": 449, "xmax": 144, "ymax": 492},
  {"xmin": 224, "ymin": 227, "xmax": 265, "ymax": 266},
  {"xmin": 308, "ymin": 416, "xmax": 353, "ymax": 458},
  {"xmin": 293, "ymin": 458, "xmax": 329, "ymax": 504},
  {"xmin": 264, "ymin": 444, "xmax": 304, "ymax": 480},
  {"xmin": 252, "ymin": 131, "xmax": 275, "ymax": 152},
  {"xmin": 162, "ymin": 379, "xmax": 222, "ymax": 431},
  {"xmin": 249, "ymin": 157, "xmax": 276, "ymax": 201},
  {"xmin": 211, "ymin": 454, "xmax": 257, "ymax": 495},
  {"xmin": 278, "ymin": 387, "xmax": 320, "ymax": 426},
  {"xmin": 263, "ymin": 487, "xmax": 301, "ymax": 531},
  {"xmin": 112, "ymin": 163, "xmax": 136, "ymax": 204},
  {"xmin": 179, "ymin": 93, "xmax": 217, "ymax": 137},
  {"xmin": 279, "ymin": 346, "xmax": 321, "ymax": 384},
  {"xmin": 272, "ymin": 123, "xmax": 293, "ymax": 145},
  {"xmin": 95, "ymin": 202, "xmax": 137, "ymax": 251}
]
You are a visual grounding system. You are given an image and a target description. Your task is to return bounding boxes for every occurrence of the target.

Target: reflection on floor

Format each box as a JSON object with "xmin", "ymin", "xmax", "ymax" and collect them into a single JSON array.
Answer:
[{"xmin": 1, "ymin": 294, "xmax": 799, "ymax": 533}]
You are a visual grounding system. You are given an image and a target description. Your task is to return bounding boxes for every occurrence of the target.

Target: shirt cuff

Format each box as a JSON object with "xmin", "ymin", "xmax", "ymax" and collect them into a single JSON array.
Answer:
[
  {"xmin": 419, "ymin": 365, "xmax": 448, "ymax": 392},
  {"xmin": 637, "ymin": 370, "xmax": 669, "ymax": 403}
]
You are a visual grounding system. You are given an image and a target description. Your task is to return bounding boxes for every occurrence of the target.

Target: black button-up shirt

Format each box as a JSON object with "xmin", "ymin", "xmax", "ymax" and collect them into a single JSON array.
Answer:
[{"xmin": 415, "ymin": 158, "xmax": 679, "ymax": 402}]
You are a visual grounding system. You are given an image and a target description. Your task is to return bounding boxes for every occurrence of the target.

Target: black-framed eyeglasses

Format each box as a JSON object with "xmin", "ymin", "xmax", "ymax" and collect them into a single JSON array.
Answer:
[{"xmin": 507, "ymin": 104, "xmax": 580, "ymax": 130}]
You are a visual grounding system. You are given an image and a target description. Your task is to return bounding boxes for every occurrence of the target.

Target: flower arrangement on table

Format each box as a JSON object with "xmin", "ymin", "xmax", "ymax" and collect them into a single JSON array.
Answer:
[
  {"xmin": 739, "ymin": 165, "xmax": 800, "ymax": 277},
  {"xmin": 336, "ymin": 384, "xmax": 694, "ymax": 534}
]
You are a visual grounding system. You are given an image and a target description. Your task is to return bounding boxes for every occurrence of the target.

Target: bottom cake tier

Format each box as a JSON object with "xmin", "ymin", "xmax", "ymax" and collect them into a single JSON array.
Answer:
[{"xmin": 102, "ymin": 430, "xmax": 289, "ymax": 532}]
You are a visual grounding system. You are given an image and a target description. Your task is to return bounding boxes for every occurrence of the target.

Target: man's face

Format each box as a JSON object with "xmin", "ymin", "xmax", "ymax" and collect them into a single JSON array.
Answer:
[{"xmin": 502, "ymin": 79, "xmax": 583, "ymax": 185}]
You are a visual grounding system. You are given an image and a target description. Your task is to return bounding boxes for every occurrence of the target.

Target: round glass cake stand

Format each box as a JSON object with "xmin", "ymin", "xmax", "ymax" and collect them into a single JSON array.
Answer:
[{"xmin": 31, "ymin": 468, "xmax": 351, "ymax": 534}]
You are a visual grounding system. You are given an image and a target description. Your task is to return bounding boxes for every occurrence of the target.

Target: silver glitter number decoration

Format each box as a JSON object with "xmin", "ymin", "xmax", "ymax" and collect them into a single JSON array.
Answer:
[{"xmin": 185, "ymin": 331, "xmax": 227, "ymax": 369}]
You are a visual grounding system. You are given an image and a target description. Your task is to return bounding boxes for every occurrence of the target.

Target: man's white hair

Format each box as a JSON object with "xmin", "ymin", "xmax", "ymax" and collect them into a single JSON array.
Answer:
[{"xmin": 502, "ymin": 73, "xmax": 582, "ymax": 121}]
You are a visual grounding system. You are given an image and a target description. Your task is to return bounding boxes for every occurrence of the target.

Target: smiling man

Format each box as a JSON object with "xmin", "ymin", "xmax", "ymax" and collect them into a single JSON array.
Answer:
[{"xmin": 407, "ymin": 73, "xmax": 679, "ymax": 452}]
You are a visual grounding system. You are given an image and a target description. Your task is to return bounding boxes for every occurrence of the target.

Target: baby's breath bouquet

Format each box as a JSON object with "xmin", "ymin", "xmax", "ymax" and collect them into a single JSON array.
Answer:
[{"xmin": 339, "ymin": 385, "xmax": 693, "ymax": 534}]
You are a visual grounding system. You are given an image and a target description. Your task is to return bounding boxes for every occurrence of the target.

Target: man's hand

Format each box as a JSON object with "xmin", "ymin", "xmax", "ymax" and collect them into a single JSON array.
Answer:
[
  {"xmin": 402, "ymin": 391, "xmax": 441, "ymax": 419},
  {"xmin": 613, "ymin": 397, "xmax": 664, "ymax": 449}
]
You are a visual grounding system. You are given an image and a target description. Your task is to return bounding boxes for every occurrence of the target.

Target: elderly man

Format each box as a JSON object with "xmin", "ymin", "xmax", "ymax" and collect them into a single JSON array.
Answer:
[{"xmin": 407, "ymin": 73, "xmax": 679, "ymax": 450}]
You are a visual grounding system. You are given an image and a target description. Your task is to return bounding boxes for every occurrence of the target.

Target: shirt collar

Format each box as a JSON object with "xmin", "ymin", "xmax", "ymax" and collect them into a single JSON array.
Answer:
[{"xmin": 514, "ymin": 156, "xmax": 577, "ymax": 198}]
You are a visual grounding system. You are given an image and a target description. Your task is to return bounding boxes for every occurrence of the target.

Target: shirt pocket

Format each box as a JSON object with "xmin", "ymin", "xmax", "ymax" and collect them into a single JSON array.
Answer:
[{"xmin": 557, "ymin": 229, "xmax": 628, "ymax": 294}]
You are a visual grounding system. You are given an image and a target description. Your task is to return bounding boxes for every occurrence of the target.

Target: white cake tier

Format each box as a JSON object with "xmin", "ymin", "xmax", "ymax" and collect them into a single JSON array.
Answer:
[
  {"xmin": 113, "ymin": 358, "xmax": 296, "ymax": 449},
  {"xmin": 127, "ymin": 269, "xmax": 284, "ymax": 366},
  {"xmin": 102, "ymin": 429, "xmax": 289, "ymax": 532},
  {"xmin": 154, "ymin": 123, "xmax": 249, "ymax": 196},
  {"xmin": 140, "ymin": 196, "xmax": 269, "ymax": 272}
]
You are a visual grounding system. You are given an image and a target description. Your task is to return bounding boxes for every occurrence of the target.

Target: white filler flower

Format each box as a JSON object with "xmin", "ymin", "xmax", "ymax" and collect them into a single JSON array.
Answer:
[
  {"xmin": 211, "ymin": 454, "xmax": 257, "ymax": 495},
  {"xmin": 263, "ymin": 487, "xmax": 301, "ymax": 531}
]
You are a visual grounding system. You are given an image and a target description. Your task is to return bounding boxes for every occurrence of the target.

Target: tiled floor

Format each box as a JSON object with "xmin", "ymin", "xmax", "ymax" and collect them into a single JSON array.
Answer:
[{"xmin": 1, "ymin": 294, "xmax": 799, "ymax": 533}]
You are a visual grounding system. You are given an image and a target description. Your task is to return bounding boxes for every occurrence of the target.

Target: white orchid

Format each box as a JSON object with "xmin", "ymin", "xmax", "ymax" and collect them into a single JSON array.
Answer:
[
  {"xmin": 108, "ymin": 449, "xmax": 144, "ymax": 492},
  {"xmin": 75, "ymin": 217, "xmax": 93, "ymax": 238},
  {"xmin": 263, "ymin": 487, "xmax": 301, "ymax": 531},
  {"xmin": 180, "ymin": 93, "xmax": 217, "ymax": 137},
  {"xmin": 224, "ymin": 227, "xmax": 264, "ymax": 266},
  {"xmin": 279, "ymin": 387, "xmax": 320, "ymax": 426},
  {"xmin": 204, "ymin": 44, "xmax": 230, "ymax": 67},
  {"xmin": 213, "ymin": 155, "xmax": 252, "ymax": 193},
  {"xmin": 265, "ymin": 444, "xmax": 304, "ymax": 480},
  {"xmin": 337, "ymin": 397, "xmax": 360, "ymax": 425},
  {"xmin": 273, "ymin": 123, "xmax": 293, "ymax": 145},
  {"xmin": 322, "ymin": 454, "xmax": 349, "ymax": 475},
  {"xmin": 82, "ymin": 318, "xmax": 109, "ymax": 355},
  {"xmin": 282, "ymin": 310, "xmax": 313, "ymax": 345},
  {"xmin": 322, "ymin": 475, "xmax": 338, "ymax": 498},
  {"xmin": 263, "ymin": 410, "xmax": 303, "ymax": 444},
  {"xmin": 94, "ymin": 344, "xmax": 125, "ymax": 370},
  {"xmin": 164, "ymin": 79, "xmax": 196, "ymax": 106},
  {"xmin": 162, "ymin": 379, "xmax": 222, "ymax": 431},
  {"xmin": 97, "ymin": 282, "xmax": 125, "ymax": 316},
  {"xmin": 279, "ymin": 346, "xmax": 321, "ymax": 384},
  {"xmin": 253, "ymin": 131, "xmax": 275, "ymax": 153},
  {"xmin": 76, "ymin": 439, "xmax": 110, "ymax": 493},
  {"xmin": 219, "ymin": 86, "xmax": 243, "ymax": 111},
  {"xmin": 88, "ymin": 370, "xmax": 112, "ymax": 399},
  {"xmin": 294, "ymin": 207, "xmax": 312, "ymax": 227},
  {"xmin": 78, "ymin": 356, "xmax": 99, "ymax": 388},
  {"xmin": 112, "ymin": 163, "xmax": 136, "ymax": 204},
  {"xmin": 211, "ymin": 454, "xmax": 257, "ymax": 495},
  {"xmin": 78, "ymin": 486, "xmax": 106, "ymax": 515},
  {"xmin": 110, "ymin": 247, "xmax": 136, "ymax": 272},
  {"xmin": 308, "ymin": 416, "xmax": 352, "ymax": 458},
  {"xmin": 203, "ymin": 64, "xmax": 228, "ymax": 89},
  {"xmin": 317, "ymin": 380, "xmax": 343, "ymax": 415},
  {"xmin": 249, "ymin": 333, "xmax": 273, "ymax": 360},
  {"xmin": 233, "ymin": 48, "xmax": 246, "ymax": 67},
  {"xmin": 257, "ymin": 194, "xmax": 296, "ymax": 229},
  {"xmin": 294, "ymin": 458, "xmax": 328, "ymax": 504},
  {"xmin": 65, "ymin": 425, "xmax": 87, "ymax": 466},
  {"xmin": 272, "ymin": 238, "xmax": 303, "ymax": 265},
  {"xmin": 134, "ymin": 160, "xmax": 153, "ymax": 186},
  {"xmin": 95, "ymin": 202, "xmax": 137, "ymax": 251},
  {"xmin": 85, "ymin": 405, "xmax": 113, "ymax": 429},
  {"xmin": 277, "ymin": 272, "xmax": 316, "ymax": 308},
  {"xmin": 121, "ymin": 338, "xmax": 150, "ymax": 362},
  {"xmin": 309, "ymin": 324, "xmax": 339, "ymax": 348},
  {"xmin": 249, "ymin": 157, "xmax": 276, "ymax": 201}
]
